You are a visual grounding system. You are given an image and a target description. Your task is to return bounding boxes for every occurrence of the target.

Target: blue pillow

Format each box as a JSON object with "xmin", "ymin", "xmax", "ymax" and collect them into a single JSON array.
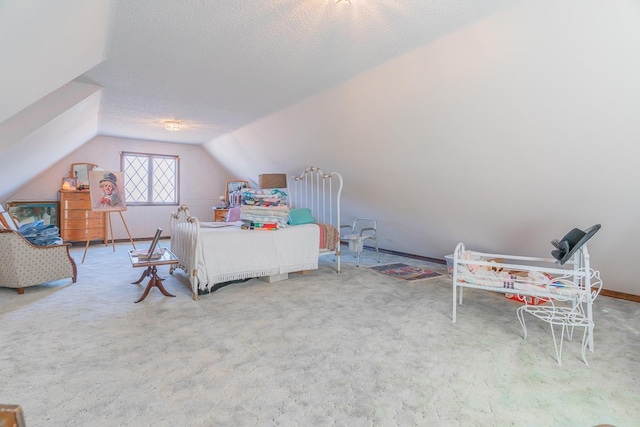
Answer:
[{"xmin": 288, "ymin": 208, "xmax": 316, "ymax": 225}]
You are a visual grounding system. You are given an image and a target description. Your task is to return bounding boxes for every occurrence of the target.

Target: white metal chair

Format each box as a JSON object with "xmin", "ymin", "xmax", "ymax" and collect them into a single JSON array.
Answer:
[
  {"xmin": 340, "ymin": 218, "xmax": 379, "ymax": 267},
  {"xmin": 516, "ymin": 268, "xmax": 603, "ymax": 366}
]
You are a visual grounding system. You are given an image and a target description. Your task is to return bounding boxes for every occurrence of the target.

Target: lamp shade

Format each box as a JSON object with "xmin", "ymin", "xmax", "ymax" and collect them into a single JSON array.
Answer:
[{"xmin": 259, "ymin": 173, "xmax": 287, "ymax": 188}]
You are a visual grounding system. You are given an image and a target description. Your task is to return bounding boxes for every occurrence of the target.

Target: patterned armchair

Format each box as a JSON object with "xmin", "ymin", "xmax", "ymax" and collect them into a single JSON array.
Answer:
[{"xmin": 0, "ymin": 229, "xmax": 77, "ymax": 294}]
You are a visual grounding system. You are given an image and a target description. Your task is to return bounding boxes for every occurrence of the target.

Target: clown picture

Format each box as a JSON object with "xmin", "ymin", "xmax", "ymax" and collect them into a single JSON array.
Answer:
[{"xmin": 89, "ymin": 170, "xmax": 127, "ymax": 211}]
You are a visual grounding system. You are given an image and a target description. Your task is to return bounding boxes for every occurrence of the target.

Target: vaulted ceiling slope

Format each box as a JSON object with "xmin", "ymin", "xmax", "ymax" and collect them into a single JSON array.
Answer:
[
  {"xmin": 0, "ymin": 0, "xmax": 518, "ymax": 200},
  {"xmin": 84, "ymin": 0, "xmax": 520, "ymax": 144}
]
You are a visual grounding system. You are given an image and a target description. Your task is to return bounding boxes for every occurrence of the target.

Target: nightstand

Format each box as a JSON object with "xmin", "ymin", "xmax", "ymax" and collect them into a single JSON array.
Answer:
[{"xmin": 213, "ymin": 207, "xmax": 229, "ymax": 222}]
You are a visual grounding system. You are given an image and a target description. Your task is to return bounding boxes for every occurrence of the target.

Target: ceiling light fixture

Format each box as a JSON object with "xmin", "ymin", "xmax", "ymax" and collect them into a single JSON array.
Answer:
[
  {"xmin": 164, "ymin": 120, "xmax": 182, "ymax": 132},
  {"xmin": 335, "ymin": 0, "xmax": 352, "ymax": 4}
]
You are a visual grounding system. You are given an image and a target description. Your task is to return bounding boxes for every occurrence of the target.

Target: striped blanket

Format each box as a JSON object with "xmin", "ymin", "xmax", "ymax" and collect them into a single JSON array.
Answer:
[{"xmin": 318, "ymin": 223, "xmax": 340, "ymax": 251}]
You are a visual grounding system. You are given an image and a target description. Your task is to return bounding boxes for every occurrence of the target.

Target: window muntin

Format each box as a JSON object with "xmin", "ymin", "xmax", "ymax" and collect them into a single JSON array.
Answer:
[{"xmin": 121, "ymin": 152, "xmax": 179, "ymax": 205}]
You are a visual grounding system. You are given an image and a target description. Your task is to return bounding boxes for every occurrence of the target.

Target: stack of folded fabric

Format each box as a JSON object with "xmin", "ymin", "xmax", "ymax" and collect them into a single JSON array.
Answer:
[
  {"xmin": 240, "ymin": 205, "xmax": 290, "ymax": 229},
  {"xmin": 242, "ymin": 189, "xmax": 288, "ymax": 207}
]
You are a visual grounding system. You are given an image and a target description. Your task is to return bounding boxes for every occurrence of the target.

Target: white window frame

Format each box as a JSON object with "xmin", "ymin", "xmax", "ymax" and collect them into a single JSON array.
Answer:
[{"xmin": 121, "ymin": 151, "xmax": 180, "ymax": 206}]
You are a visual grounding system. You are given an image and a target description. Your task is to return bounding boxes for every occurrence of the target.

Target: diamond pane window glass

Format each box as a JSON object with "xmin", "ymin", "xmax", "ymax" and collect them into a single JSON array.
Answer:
[
  {"xmin": 152, "ymin": 157, "xmax": 177, "ymax": 203},
  {"xmin": 122, "ymin": 152, "xmax": 179, "ymax": 205},
  {"xmin": 124, "ymin": 155, "xmax": 149, "ymax": 203}
]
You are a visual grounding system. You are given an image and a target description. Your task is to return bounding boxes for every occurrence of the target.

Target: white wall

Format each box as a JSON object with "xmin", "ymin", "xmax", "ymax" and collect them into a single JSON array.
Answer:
[
  {"xmin": 204, "ymin": 0, "xmax": 640, "ymax": 294},
  {"xmin": 8, "ymin": 135, "xmax": 232, "ymax": 240}
]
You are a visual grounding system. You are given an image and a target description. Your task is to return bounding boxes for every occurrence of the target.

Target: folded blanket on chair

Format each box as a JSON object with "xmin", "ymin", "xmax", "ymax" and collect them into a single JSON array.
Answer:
[{"xmin": 18, "ymin": 220, "xmax": 63, "ymax": 246}]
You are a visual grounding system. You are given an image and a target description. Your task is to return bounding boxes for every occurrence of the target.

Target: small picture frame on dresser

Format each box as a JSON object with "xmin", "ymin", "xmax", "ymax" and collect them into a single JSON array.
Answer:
[{"xmin": 62, "ymin": 177, "xmax": 78, "ymax": 191}]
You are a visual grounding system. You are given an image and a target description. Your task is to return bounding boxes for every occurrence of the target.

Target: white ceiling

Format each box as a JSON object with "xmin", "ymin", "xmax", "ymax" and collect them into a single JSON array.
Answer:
[{"xmin": 81, "ymin": 0, "xmax": 519, "ymax": 144}]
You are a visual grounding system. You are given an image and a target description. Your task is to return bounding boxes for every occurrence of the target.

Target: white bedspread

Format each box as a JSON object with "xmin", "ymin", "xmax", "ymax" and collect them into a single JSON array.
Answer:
[{"xmin": 195, "ymin": 223, "xmax": 320, "ymax": 290}]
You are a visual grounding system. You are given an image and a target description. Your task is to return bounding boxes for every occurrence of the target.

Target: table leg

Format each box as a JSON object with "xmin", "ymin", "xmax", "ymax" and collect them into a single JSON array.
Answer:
[
  {"xmin": 154, "ymin": 276, "xmax": 175, "ymax": 297},
  {"xmin": 135, "ymin": 266, "xmax": 176, "ymax": 303},
  {"xmin": 132, "ymin": 268, "xmax": 151, "ymax": 285}
]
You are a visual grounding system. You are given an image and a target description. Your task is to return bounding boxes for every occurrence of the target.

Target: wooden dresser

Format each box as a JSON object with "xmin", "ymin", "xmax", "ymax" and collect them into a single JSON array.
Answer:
[{"xmin": 59, "ymin": 190, "xmax": 107, "ymax": 243}]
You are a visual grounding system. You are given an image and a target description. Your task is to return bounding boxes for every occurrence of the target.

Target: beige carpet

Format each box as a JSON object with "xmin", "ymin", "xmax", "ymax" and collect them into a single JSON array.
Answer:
[{"xmin": 1, "ymin": 242, "xmax": 639, "ymax": 426}]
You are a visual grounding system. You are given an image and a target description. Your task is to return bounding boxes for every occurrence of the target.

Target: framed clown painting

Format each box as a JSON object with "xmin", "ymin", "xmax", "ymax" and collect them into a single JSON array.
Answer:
[{"xmin": 89, "ymin": 170, "xmax": 127, "ymax": 212}]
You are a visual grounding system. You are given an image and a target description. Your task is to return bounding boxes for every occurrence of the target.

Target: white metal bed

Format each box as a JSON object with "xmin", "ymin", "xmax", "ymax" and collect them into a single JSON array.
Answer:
[{"xmin": 170, "ymin": 166, "xmax": 343, "ymax": 300}]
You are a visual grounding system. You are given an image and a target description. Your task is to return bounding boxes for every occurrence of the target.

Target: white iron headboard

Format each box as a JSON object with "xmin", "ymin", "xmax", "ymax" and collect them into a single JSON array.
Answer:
[{"xmin": 288, "ymin": 166, "xmax": 343, "ymax": 232}]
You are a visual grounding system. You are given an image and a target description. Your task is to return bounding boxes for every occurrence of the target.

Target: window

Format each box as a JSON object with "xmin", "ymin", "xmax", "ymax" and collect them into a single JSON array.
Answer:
[{"xmin": 121, "ymin": 152, "xmax": 179, "ymax": 205}]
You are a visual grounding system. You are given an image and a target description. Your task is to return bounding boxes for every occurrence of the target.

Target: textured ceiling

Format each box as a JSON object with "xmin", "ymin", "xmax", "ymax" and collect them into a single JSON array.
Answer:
[{"xmin": 81, "ymin": 0, "xmax": 518, "ymax": 144}]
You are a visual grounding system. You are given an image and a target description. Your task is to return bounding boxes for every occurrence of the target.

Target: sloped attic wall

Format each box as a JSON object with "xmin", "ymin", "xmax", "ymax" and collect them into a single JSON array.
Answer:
[
  {"xmin": 205, "ymin": 0, "xmax": 640, "ymax": 295},
  {"xmin": 0, "ymin": 81, "xmax": 101, "ymax": 202},
  {"xmin": 0, "ymin": 0, "xmax": 107, "ymax": 123},
  {"xmin": 0, "ymin": 0, "xmax": 108, "ymax": 202}
]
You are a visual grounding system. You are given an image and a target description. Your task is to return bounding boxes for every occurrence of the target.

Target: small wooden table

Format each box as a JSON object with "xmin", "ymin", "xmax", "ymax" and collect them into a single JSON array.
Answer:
[{"xmin": 128, "ymin": 248, "xmax": 179, "ymax": 303}]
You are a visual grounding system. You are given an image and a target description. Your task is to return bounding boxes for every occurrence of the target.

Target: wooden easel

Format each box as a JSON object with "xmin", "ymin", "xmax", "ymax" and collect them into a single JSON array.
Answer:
[
  {"xmin": 81, "ymin": 211, "xmax": 136, "ymax": 263},
  {"xmin": 107, "ymin": 211, "xmax": 136, "ymax": 250}
]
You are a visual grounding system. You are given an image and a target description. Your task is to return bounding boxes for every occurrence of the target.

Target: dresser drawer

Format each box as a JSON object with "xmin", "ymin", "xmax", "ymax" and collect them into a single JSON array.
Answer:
[
  {"xmin": 62, "ymin": 218, "xmax": 106, "ymax": 230},
  {"xmin": 63, "ymin": 209, "xmax": 105, "ymax": 220},
  {"xmin": 62, "ymin": 191, "xmax": 91, "ymax": 202},
  {"xmin": 61, "ymin": 228, "xmax": 105, "ymax": 242},
  {"xmin": 64, "ymin": 200, "xmax": 92, "ymax": 210}
]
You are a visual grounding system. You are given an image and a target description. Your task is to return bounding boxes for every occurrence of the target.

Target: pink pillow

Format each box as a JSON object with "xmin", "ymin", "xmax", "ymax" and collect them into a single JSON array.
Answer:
[{"xmin": 226, "ymin": 206, "xmax": 241, "ymax": 222}]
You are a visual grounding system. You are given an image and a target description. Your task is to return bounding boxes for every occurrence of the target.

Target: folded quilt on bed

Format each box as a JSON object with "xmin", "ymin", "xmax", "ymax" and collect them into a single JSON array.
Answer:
[{"xmin": 240, "ymin": 205, "xmax": 290, "ymax": 228}]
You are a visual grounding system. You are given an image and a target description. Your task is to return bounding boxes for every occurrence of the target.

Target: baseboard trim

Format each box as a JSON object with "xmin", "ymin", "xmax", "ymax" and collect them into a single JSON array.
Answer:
[
  {"xmin": 354, "ymin": 244, "xmax": 639, "ymax": 303},
  {"xmin": 377, "ymin": 247, "xmax": 446, "ymax": 265},
  {"xmin": 599, "ymin": 289, "xmax": 640, "ymax": 303},
  {"xmin": 70, "ymin": 236, "xmax": 170, "ymax": 246}
]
